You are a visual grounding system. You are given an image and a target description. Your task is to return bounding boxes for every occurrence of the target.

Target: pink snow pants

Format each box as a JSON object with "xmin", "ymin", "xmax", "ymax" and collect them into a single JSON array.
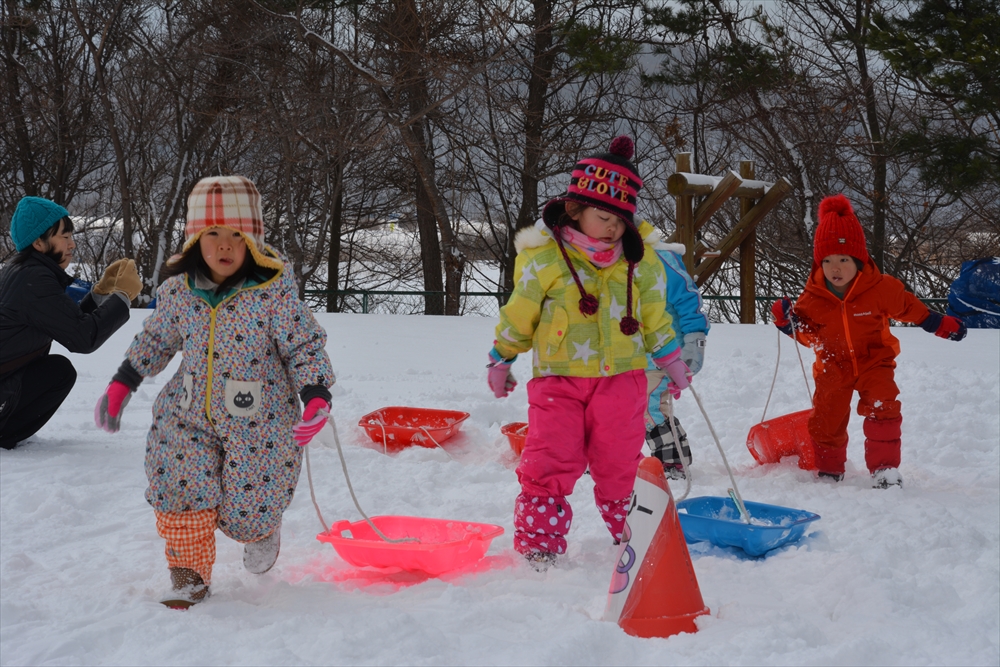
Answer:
[{"xmin": 514, "ymin": 370, "xmax": 646, "ymax": 556}]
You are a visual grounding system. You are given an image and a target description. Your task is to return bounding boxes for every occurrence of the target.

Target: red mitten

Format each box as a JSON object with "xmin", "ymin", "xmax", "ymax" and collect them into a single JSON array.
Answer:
[
  {"xmin": 919, "ymin": 312, "xmax": 967, "ymax": 341},
  {"xmin": 771, "ymin": 297, "xmax": 794, "ymax": 336}
]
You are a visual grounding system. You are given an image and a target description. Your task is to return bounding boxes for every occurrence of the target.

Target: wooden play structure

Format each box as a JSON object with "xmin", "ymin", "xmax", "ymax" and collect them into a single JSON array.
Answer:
[{"xmin": 666, "ymin": 153, "xmax": 792, "ymax": 323}]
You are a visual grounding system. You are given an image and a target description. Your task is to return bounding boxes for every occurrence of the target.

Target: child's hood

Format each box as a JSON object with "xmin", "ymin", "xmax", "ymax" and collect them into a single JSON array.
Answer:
[{"xmin": 514, "ymin": 218, "xmax": 664, "ymax": 253}]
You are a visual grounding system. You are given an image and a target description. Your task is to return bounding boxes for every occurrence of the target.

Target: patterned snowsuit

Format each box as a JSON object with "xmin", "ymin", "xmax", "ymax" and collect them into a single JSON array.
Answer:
[
  {"xmin": 126, "ymin": 256, "xmax": 334, "ymax": 548},
  {"xmin": 791, "ymin": 260, "xmax": 930, "ymax": 475},
  {"xmin": 495, "ymin": 220, "xmax": 677, "ymax": 555}
]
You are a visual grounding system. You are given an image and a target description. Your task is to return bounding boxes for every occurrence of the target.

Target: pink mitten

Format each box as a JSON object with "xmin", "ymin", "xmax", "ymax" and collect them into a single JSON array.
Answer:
[
  {"xmin": 653, "ymin": 349, "xmax": 691, "ymax": 398},
  {"xmin": 94, "ymin": 380, "xmax": 132, "ymax": 433},
  {"xmin": 292, "ymin": 397, "xmax": 330, "ymax": 447},
  {"xmin": 487, "ymin": 359, "xmax": 517, "ymax": 398}
]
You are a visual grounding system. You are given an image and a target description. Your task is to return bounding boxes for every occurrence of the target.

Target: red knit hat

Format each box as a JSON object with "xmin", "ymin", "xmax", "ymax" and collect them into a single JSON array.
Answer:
[{"xmin": 814, "ymin": 194, "xmax": 869, "ymax": 265}]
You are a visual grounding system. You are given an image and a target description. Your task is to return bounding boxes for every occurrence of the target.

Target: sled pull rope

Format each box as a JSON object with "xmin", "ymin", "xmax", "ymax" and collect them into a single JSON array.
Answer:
[
  {"xmin": 689, "ymin": 384, "xmax": 751, "ymax": 524},
  {"xmin": 372, "ymin": 416, "xmax": 454, "ymax": 459},
  {"xmin": 663, "ymin": 393, "xmax": 692, "ymax": 502},
  {"xmin": 307, "ymin": 410, "xmax": 417, "ymax": 544},
  {"xmin": 761, "ymin": 316, "xmax": 814, "ymax": 424}
]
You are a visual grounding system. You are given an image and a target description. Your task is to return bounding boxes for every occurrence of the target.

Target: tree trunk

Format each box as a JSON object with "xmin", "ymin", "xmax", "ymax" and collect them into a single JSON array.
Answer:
[
  {"xmin": 415, "ymin": 164, "xmax": 445, "ymax": 314},
  {"xmin": 2, "ymin": 2, "xmax": 37, "ymax": 196},
  {"xmin": 326, "ymin": 161, "xmax": 344, "ymax": 313},
  {"xmin": 68, "ymin": 0, "xmax": 134, "ymax": 256},
  {"xmin": 507, "ymin": 0, "xmax": 556, "ymax": 293},
  {"xmin": 853, "ymin": 2, "xmax": 887, "ymax": 272}
]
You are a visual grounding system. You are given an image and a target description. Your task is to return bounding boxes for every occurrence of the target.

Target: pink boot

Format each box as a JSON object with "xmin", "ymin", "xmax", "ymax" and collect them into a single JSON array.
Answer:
[{"xmin": 513, "ymin": 493, "xmax": 573, "ymax": 558}]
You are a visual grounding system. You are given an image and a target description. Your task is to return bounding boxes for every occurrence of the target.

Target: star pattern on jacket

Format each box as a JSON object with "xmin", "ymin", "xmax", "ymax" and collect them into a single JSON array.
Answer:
[
  {"xmin": 572, "ymin": 339, "xmax": 597, "ymax": 364},
  {"xmin": 519, "ymin": 261, "xmax": 539, "ymax": 289},
  {"xmin": 608, "ymin": 296, "xmax": 625, "ymax": 321}
]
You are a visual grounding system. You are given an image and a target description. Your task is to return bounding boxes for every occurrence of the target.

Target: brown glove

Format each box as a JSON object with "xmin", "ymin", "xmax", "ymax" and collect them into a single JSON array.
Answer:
[{"xmin": 93, "ymin": 259, "xmax": 142, "ymax": 301}]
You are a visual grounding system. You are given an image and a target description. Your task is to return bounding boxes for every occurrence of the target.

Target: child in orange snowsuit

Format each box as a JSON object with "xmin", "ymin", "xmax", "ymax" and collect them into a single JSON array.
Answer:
[{"xmin": 771, "ymin": 194, "xmax": 967, "ymax": 487}]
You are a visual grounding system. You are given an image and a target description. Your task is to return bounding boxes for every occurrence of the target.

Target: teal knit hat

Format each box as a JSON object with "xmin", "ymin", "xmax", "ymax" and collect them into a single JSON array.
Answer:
[{"xmin": 10, "ymin": 196, "xmax": 70, "ymax": 251}]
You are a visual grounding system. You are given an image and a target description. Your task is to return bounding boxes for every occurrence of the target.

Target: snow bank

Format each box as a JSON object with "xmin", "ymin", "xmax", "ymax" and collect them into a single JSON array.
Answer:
[{"xmin": 1, "ymin": 314, "xmax": 997, "ymax": 666}]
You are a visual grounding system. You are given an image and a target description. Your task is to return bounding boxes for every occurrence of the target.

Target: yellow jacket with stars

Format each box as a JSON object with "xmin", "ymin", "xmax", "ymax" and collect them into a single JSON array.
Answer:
[{"xmin": 494, "ymin": 220, "xmax": 677, "ymax": 378}]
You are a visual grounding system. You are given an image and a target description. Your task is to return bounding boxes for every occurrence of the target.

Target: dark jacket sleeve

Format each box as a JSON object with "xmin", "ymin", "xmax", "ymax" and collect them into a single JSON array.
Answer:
[{"xmin": 23, "ymin": 269, "xmax": 130, "ymax": 354}]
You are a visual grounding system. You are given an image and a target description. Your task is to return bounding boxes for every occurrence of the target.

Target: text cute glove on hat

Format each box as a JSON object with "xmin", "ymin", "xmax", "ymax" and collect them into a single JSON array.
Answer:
[
  {"xmin": 173, "ymin": 175, "xmax": 283, "ymax": 271},
  {"xmin": 542, "ymin": 135, "xmax": 645, "ymax": 334}
]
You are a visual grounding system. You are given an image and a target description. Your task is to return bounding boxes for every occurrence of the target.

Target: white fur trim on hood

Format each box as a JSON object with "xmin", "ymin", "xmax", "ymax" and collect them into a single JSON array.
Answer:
[
  {"xmin": 514, "ymin": 219, "xmax": 553, "ymax": 253},
  {"xmin": 656, "ymin": 241, "xmax": 687, "ymax": 254}
]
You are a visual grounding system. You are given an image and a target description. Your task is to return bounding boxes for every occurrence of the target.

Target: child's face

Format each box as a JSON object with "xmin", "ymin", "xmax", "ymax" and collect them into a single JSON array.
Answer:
[
  {"xmin": 32, "ymin": 219, "xmax": 75, "ymax": 269},
  {"xmin": 199, "ymin": 227, "xmax": 247, "ymax": 283},
  {"xmin": 570, "ymin": 206, "xmax": 626, "ymax": 244},
  {"xmin": 821, "ymin": 254, "xmax": 859, "ymax": 290}
]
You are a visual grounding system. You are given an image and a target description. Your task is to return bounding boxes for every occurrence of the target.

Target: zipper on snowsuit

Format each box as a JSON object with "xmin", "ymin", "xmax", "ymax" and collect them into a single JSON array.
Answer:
[{"xmin": 838, "ymin": 279, "xmax": 861, "ymax": 377}]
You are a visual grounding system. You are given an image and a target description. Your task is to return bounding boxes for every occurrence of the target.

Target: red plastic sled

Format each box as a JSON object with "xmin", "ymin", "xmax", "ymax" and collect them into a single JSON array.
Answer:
[
  {"xmin": 358, "ymin": 406, "xmax": 469, "ymax": 451},
  {"xmin": 746, "ymin": 408, "xmax": 817, "ymax": 470},
  {"xmin": 317, "ymin": 516, "xmax": 504, "ymax": 576},
  {"xmin": 501, "ymin": 422, "xmax": 528, "ymax": 456}
]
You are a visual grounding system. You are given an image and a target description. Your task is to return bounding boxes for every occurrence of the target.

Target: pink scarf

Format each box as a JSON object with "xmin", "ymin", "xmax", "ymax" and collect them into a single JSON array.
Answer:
[{"xmin": 559, "ymin": 226, "xmax": 623, "ymax": 268}]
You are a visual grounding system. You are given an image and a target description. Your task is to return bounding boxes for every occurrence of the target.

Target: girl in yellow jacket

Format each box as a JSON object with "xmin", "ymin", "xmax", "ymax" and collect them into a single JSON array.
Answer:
[{"xmin": 487, "ymin": 136, "xmax": 690, "ymax": 569}]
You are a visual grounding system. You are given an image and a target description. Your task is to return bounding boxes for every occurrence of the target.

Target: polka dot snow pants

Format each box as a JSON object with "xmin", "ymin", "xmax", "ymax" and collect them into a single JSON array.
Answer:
[{"xmin": 513, "ymin": 371, "xmax": 646, "ymax": 556}]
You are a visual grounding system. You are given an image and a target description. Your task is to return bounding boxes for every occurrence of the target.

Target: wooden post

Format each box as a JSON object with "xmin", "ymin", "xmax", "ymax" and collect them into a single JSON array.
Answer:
[
  {"xmin": 739, "ymin": 160, "xmax": 756, "ymax": 324},
  {"xmin": 675, "ymin": 153, "xmax": 694, "ymax": 273}
]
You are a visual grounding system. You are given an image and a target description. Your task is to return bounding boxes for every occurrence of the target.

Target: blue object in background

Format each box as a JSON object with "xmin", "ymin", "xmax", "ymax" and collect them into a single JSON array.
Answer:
[
  {"xmin": 947, "ymin": 257, "xmax": 1000, "ymax": 328},
  {"xmin": 65, "ymin": 278, "xmax": 92, "ymax": 304},
  {"xmin": 676, "ymin": 496, "xmax": 820, "ymax": 557}
]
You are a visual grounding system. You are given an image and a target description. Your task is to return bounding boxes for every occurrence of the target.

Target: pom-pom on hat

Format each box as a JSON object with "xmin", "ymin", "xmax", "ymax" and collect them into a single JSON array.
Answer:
[
  {"xmin": 814, "ymin": 194, "xmax": 869, "ymax": 265},
  {"xmin": 174, "ymin": 175, "xmax": 282, "ymax": 271},
  {"xmin": 542, "ymin": 135, "xmax": 645, "ymax": 263},
  {"xmin": 10, "ymin": 196, "xmax": 70, "ymax": 252}
]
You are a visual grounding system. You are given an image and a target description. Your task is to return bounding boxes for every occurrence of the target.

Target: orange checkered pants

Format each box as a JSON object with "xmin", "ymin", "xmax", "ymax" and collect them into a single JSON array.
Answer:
[{"xmin": 155, "ymin": 509, "xmax": 218, "ymax": 585}]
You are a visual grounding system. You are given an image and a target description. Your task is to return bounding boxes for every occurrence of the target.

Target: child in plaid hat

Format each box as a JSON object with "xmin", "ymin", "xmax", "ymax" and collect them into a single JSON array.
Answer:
[
  {"xmin": 772, "ymin": 194, "xmax": 967, "ymax": 488},
  {"xmin": 486, "ymin": 135, "xmax": 690, "ymax": 569},
  {"xmin": 95, "ymin": 175, "xmax": 335, "ymax": 607}
]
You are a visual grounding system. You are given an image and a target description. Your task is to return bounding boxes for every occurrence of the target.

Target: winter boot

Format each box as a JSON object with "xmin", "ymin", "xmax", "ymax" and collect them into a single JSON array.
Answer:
[
  {"xmin": 663, "ymin": 463, "xmax": 686, "ymax": 480},
  {"xmin": 646, "ymin": 417, "xmax": 691, "ymax": 471},
  {"xmin": 864, "ymin": 417, "xmax": 902, "ymax": 474},
  {"xmin": 523, "ymin": 551, "xmax": 557, "ymax": 572},
  {"xmin": 243, "ymin": 523, "xmax": 281, "ymax": 574},
  {"xmin": 513, "ymin": 493, "xmax": 572, "ymax": 559},
  {"xmin": 872, "ymin": 467, "xmax": 903, "ymax": 489},
  {"xmin": 161, "ymin": 567, "xmax": 210, "ymax": 609},
  {"xmin": 813, "ymin": 442, "xmax": 847, "ymax": 482}
]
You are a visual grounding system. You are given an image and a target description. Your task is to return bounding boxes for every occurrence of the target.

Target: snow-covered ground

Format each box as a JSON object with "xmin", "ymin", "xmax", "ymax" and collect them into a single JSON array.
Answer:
[{"xmin": 1, "ymin": 313, "xmax": 997, "ymax": 666}]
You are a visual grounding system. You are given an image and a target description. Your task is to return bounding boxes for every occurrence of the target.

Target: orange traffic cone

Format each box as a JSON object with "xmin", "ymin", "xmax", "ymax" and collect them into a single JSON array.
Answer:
[
  {"xmin": 604, "ymin": 457, "xmax": 710, "ymax": 638},
  {"xmin": 745, "ymin": 408, "xmax": 817, "ymax": 470}
]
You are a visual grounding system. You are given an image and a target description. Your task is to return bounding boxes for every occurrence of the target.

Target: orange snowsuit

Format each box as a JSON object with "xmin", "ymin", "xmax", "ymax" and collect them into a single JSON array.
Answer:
[{"xmin": 791, "ymin": 260, "xmax": 930, "ymax": 475}]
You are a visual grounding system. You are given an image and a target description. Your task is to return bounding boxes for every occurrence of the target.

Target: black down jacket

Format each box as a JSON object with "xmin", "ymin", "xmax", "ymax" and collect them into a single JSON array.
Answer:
[{"xmin": 0, "ymin": 252, "xmax": 130, "ymax": 377}]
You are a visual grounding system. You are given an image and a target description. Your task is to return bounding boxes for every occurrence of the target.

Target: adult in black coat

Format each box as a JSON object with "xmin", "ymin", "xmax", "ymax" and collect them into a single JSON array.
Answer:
[{"xmin": 0, "ymin": 197, "xmax": 141, "ymax": 449}]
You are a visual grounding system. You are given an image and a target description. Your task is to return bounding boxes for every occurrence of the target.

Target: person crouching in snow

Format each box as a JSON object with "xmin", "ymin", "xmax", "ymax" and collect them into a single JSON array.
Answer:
[
  {"xmin": 643, "ymin": 238, "xmax": 709, "ymax": 479},
  {"xmin": 486, "ymin": 136, "xmax": 689, "ymax": 570},
  {"xmin": 94, "ymin": 175, "xmax": 334, "ymax": 608},
  {"xmin": 771, "ymin": 194, "xmax": 966, "ymax": 489}
]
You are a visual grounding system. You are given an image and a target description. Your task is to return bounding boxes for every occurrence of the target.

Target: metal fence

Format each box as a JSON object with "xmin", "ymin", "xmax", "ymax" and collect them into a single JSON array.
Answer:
[{"xmin": 304, "ymin": 289, "xmax": 950, "ymax": 322}]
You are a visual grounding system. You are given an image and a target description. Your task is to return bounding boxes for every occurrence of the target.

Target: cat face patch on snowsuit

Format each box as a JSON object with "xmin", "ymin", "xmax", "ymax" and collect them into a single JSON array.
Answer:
[{"xmin": 225, "ymin": 380, "xmax": 262, "ymax": 417}]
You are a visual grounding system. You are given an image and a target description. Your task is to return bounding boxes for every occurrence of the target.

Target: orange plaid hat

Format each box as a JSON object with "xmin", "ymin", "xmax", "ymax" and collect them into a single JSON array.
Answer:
[{"xmin": 174, "ymin": 175, "xmax": 282, "ymax": 271}]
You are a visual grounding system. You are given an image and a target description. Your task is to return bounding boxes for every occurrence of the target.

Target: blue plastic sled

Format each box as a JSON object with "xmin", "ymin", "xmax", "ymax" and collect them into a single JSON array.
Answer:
[{"xmin": 676, "ymin": 496, "xmax": 820, "ymax": 557}]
